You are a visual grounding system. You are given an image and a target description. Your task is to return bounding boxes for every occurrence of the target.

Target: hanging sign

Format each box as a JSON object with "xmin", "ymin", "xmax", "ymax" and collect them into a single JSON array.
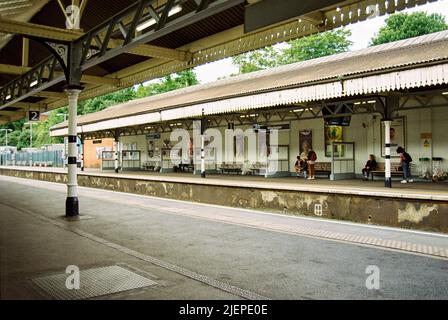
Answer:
[{"xmin": 28, "ymin": 110, "xmax": 40, "ymax": 122}]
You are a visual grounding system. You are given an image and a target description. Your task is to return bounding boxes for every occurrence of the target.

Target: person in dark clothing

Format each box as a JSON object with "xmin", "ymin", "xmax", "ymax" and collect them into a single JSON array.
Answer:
[
  {"xmin": 294, "ymin": 155, "xmax": 307, "ymax": 178},
  {"xmin": 362, "ymin": 154, "xmax": 377, "ymax": 180},
  {"xmin": 397, "ymin": 146, "xmax": 413, "ymax": 183},
  {"xmin": 294, "ymin": 156, "xmax": 301, "ymax": 177}
]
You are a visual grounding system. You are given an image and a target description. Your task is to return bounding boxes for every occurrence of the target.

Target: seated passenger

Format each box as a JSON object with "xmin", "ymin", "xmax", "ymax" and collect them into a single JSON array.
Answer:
[
  {"xmin": 362, "ymin": 154, "xmax": 377, "ymax": 180},
  {"xmin": 294, "ymin": 156, "xmax": 301, "ymax": 177},
  {"xmin": 294, "ymin": 155, "xmax": 308, "ymax": 178}
]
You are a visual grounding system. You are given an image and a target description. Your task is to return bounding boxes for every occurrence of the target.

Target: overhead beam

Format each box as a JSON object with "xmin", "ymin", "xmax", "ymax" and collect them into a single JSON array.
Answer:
[
  {"xmin": 33, "ymin": 91, "xmax": 67, "ymax": 99},
  {"xmin": 13, "ymin": 102, "xmax": 42, "ymax": 108},
  {"xmin": 79, "ymin": 0, "xmax": 89, "ymax": 17},
  {"xmin": 302, "ymin": 11, "xmax": 326, "ymax": 25},
  {"xmin": 0, "ymin": 63, "xmax": 118, "ymax": 85},
  {"xmin": 80, "ymin": 74, "xmax": 119, "ymax": 86},
  {"xmin": 0, "ymin": 17, "xmax": 190, "ymax": 61},
  {"xmin": 108, "ymin": 39, "xmax": 191, "ymax": 61},
  {"xmin": 0, "ymin": 17, "xmax": 82, "ymax": 41},
  {"xmin": 0, "ymin": 110, "xmax": 20, "ymax": 116},
  {"xmin": 244, "ymin": 0, "xmax": 341, "ymax": 32},
  {"xmin": 22, "ymin": 37, "xmax": 29, "ymax": 67},
  {"xmin": 0, "ymin": 63, "xmax": 30, "ymax": 74}
]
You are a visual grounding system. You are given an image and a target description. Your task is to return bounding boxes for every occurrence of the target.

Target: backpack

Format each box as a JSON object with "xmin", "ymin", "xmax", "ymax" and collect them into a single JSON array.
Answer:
[
  {"xmin": 404, "ymin": 152, "xmax": 412, "ymax": 163},
  {"xmin": 308, "ymin": 151, "xmax": 317, "ymax": 162}
]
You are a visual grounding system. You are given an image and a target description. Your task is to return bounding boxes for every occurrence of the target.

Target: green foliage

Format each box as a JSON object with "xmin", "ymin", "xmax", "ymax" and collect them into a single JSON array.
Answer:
[
  {"xmin": 232, "ymin": 46, "xmax": 282, "ymax": 74},
  {"xmin": 78, "ymin": 87, "xmax": 137, "ymax": 115},
  {"xmin": 232, "ymin": 29, "xmax": 353, "ymax": 74},
  {"xmin": 135, "ymin": 70, "xmax": 199, "ymax": 98},
  {"xmin": 0, "ymin": 70, "xmax": 198, "ymax": 149},
  {"xmin": 371, "ymin": 12, "xmax": 448, "ymax": 45},
  {"xmin": 281, "ymin": 29, "xmax": 352, "ymax": 63}
]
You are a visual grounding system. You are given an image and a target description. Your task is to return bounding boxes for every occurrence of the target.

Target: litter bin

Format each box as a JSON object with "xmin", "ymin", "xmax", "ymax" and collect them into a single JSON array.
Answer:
[
  {"xmin": 432, "ymin": 157, "xmax": 446, "ymax": 182},
  {"xmin": 419, "ymin": 157, "xmax": 431, "ymax": 179}
]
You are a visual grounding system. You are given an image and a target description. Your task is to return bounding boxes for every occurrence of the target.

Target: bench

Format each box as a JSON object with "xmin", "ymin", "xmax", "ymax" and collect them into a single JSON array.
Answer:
[
  {"xmin": 248, "ymin": 162, "xmax": 267, "ymax": 175},
  {"xmin": 142, "ymin": 161, "xmax": 162, "ymax": 172},
  {"xmin": 369, "ymin": 163, "xmax": 403, "ymax": 180},
  {"xmin": 218, "ymin": 163, "xmax": 243, "ymax": 175},
  {"xmin": 315, "ymin": 162, "xmax": 331, "ymax": 178},
  {"xmin": 178, "ymin": 163, "xmax": 195, "ymax": 173}
]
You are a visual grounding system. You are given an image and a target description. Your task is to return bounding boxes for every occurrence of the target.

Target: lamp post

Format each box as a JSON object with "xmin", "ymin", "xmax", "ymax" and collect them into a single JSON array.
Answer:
[
  {"xmin": 24, "ymin": 122, "xmax": 36, "ymax": 148},
  {"xmin": 0, "ymin": 128, "xmax": 12, "ymax": 146}
]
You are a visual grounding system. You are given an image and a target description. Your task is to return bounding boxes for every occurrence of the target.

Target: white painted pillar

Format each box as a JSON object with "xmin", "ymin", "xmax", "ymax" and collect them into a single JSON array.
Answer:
[
  {"xmin": 66, "ymin": 89, "xmax": 81, "ymax": 216},
  {"xmin": 201, "ymin": 134, "xmax": 206, "ymax": 178},
  {"xmin": 80, "ymin": 137, "xmax": 85, "ymax": 171},
  {"xmin": 383, "ymin": 119, "xmax": 392, "ymax": 188},
  {"xmin": 114, "ymin": 138, "xmax": 119, "ymax": 173}
]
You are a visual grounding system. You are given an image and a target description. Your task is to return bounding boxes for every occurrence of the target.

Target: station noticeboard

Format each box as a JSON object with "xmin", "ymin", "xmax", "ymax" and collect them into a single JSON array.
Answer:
[{"xmin": 28, "ymin": 110, "xmax": 40, "ymax": 122}]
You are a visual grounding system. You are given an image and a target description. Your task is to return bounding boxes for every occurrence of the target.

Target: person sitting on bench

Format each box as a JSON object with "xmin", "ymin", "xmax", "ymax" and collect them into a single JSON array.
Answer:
[
  {"xmin": 294, "ymin": 155, "xmax": 308, "ymax": 178},
  {"xmin": 362, "ymin": 154, "xmax": 377, "ymax": 181}
]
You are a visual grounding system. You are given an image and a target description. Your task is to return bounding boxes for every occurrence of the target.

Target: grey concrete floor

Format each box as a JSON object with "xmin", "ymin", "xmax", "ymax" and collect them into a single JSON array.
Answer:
[{"xmin": 1, "ymin": 175, "xmax": 447, "ymax": 300}]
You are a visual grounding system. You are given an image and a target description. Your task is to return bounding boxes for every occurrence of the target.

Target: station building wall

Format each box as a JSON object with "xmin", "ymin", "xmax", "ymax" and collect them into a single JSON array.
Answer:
[
  {"xmin": 84, "ymin": 138, "xmax": 114, "ymax": 169},
  {"xmin": 115, "ymin": 106, "xmax": 448, "ymax": 175}
]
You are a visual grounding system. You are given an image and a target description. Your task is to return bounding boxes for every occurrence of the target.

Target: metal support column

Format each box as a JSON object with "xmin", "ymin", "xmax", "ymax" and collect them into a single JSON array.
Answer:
[
  {"xmin": 201, "ymin": 134, "xmax": 206, "ymax": 178},
  {"xmin": 114, "ymin": 138, "xmax": 119, "ymax": 173},
  {"xmin": 383, "ymin": 119, "xmax": 392, "ymax": 188},
  {"xmin": 80, "ymin": 135, "xmax": 85, "ymax": 171},
  {"xmin": 66, "ymin": 89, "xmax": 81, "ymax": 216}
]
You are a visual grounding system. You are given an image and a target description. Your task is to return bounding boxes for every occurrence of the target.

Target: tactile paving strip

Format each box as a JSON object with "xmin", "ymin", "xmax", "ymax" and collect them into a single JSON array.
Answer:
[
  {"xmin": 32, "ymin": 265, "xmax": 156, "ymax": 300},
  {"xmin": 142, "ymin": 205, "xmax": 448, "ymax": 259}
]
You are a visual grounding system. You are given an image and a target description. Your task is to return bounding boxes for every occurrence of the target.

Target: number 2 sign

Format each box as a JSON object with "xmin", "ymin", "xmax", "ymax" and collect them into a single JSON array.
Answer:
[{"xmin": 28, "ymin": 110, "xmax": 40, "ymax": 122}]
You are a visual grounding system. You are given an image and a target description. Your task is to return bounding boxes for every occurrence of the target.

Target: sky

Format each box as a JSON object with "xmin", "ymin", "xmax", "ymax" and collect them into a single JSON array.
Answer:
[{"xmin": 194, "ymin": 0, "xmax": 448, "ymax": 84}]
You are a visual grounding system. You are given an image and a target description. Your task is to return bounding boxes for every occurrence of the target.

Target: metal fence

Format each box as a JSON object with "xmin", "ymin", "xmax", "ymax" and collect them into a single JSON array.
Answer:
[{"xmin": 0, "ymin": 150, "xmax": 65, "ymax": 167}]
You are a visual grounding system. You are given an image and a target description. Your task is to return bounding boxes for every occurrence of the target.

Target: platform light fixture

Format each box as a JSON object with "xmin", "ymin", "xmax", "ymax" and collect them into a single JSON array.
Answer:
[
  {"xmin": 136, "ymin": 5, "xmax": 183, "ymax": 32},
  {"xmin": 30, "ymin": 80, "xmax": 38, "ymax": 87},
  {"xmin": 442, "ymin": 92, "xmax": 448, "ymax": 95}
]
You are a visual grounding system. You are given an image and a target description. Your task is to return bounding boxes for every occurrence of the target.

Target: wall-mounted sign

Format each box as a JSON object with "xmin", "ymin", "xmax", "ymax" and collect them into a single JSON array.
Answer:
[
  {"xmin": 267, "ymin": 123, "xmax": 290, "ymax": 131},
  {"xmin": 28, "ymin": 110, "xmax": 40, "ymax": 122},
  {"xmin": 147, "ymin": 133, "xmax": 161, "ymax": 140},
  {"xmin": 421, "ymin": 132, "xmax": 432, "ymax": 149},
  {"xmin": 253, "ymin": 123, "xmax": 290, "ymax": 131}
]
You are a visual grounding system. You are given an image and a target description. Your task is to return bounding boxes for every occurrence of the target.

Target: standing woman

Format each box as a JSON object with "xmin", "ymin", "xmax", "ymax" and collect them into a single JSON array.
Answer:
[
  {"xmin": 397, "ymin": 146, "xmax": 413, "ymax": 183},
  {"xmin": 307, "ymin": 148, "xmax": 317, "ymax": 180}
]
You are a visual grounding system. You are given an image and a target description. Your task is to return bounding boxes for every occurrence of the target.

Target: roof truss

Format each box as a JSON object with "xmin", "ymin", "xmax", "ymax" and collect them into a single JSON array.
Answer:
[{"xmin": 0, "ymin": 0, "xmax": 441, "ymax": 123}]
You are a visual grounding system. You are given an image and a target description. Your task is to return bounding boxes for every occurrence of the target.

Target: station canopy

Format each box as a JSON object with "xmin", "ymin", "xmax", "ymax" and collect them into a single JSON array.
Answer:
[
  {"xmin": 0, "ymin": 0, "xmax": 441, "ymax": 124},
  {"xmin": 49, "ymin": 30, "xmax": 448, "ymax": 137}
]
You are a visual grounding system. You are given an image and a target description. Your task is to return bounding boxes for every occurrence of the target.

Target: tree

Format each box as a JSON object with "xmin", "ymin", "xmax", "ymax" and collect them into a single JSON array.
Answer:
[
  {"xmin": 281, "ymin": 29, "xmax": 352, "ymax": 63},
  {"xmin": 371, "ymin": 12, "xmax": 448, "ymax": 45},
  {"xmin": 232, "ymin": 28, "xmax": 352, "ymax": 74},
  {"xmin": 78, "ymin": 87, "xmax": 137, "ymax": 115},
  {"xmin": 232, "ymin": 46, "xmax": 282, "ymax": 74},
  {"xmin": 135, "ymin": 69, "xmax": 199, "ymax": 97}
]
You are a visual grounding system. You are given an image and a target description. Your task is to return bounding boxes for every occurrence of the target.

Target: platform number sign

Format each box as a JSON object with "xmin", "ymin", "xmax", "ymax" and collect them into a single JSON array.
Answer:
[{"xmin": 28, "ymin": 110, "xmax": 40, "ymax": 122}]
